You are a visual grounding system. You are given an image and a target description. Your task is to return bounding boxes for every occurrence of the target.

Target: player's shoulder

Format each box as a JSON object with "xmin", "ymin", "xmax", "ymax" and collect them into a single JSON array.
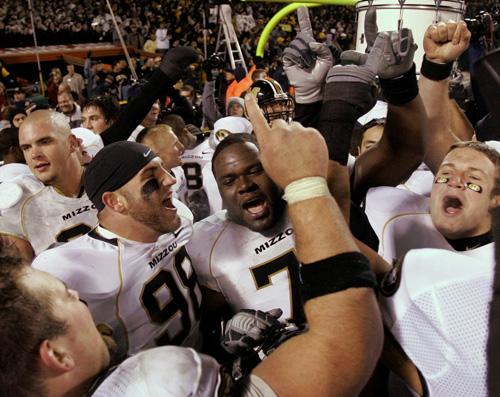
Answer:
[
  {"xmin": 366, "ymin": 186, "xmax": 429, "ymax": 215},
  {"xmin": 182, "ymin": 140, "xmax": 213, "ymax": 160},
  {"xmin": 0, "ymin": 174, "xmax": 45, "ymax": 211},
  {"xmin": 187, "ymin": 211, "xmax": 228, "ymax": 257},
  {"xmin": 94, "ymin": 347, "xmax": 220, "ymax": 397},
  {"xmin": 192, "ymin": 211, "xmax": 228, "ymax": 239},
  {"xmin": 33, "ymin": 232, "xmax": 108, "ymax": 263},
  {"xmin": 0, "ymin": 163, "xmax": 32, "ymax": 184}
]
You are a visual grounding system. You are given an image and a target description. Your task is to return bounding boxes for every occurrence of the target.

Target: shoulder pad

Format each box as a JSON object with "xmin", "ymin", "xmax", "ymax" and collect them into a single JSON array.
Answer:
[{"xmin": 0, "ymin": 182, "xmax": 24, "ymax": 210}]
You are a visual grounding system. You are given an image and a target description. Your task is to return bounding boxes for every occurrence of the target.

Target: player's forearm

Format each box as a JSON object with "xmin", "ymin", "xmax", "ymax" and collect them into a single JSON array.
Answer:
[
  {"xmin": 419, "ymin": 74, "xmax": 458, "ymax": 173},
  {"xmin": 449, "ymin": 99, "xmax": 474, "ymax": 141},
  {"xmin": 288, "ymin": 195, "xmax": 358, "ymax": 264},
  {"xmin": 384, "ymin": 96, "xmax": 426, "ymax": 157},
  {"xmin": 254, "ymin": 288, "xmax": 383, "ymax": 397}
]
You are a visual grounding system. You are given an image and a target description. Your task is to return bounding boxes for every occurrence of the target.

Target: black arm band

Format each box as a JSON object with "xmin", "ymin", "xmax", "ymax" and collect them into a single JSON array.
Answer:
[
  {"xmin": 420, "ymin": 56, "xmax": 453, "ymax": 81},
  {"xmin": 379, "ymin": 63, "xmax": 418, "ymax": 106},
  {"xmin": 300, "ymin": 252, "xmax": 377, "ymax": 302}
]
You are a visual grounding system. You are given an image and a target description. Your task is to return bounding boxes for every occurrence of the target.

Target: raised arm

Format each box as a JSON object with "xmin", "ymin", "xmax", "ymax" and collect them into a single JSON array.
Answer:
[
  {"xmin": 418, "ymin": 21, "xmax": 471, "ymax": 174},
  {"xmin": 245, "ymin": 93, "xmax": 382, "ymax": 396},
  {"xmin": 100, "ymin": 48, "xmax": 199, "ymax": 145},
  {"xmin": 344, "ymin": 9, "xmax": 426, "ymax": 201}
]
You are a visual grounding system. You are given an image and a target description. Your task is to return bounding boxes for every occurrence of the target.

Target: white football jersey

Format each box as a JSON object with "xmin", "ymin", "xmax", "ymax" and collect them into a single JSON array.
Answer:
[
  {"xmin": 0, "ymin": 174, "xmax": 98, "ymax": 256},
  {"xmin": 187, "ymin": 211, "xmax": 303, "ymax": 322},
  {"xmin": 93, "ymin": 347, "xmax": 222, "ymax": 397},
  {"xmin": 396, "ymin": 163, "xmax": 434, "ymax": 197},
  {"xmin": 0, "ymin": 163, "xmax": 31, "ymax": 183},
  {"xmin": 33, "ymin": 204, "xmax": 202, "ymax": 357},
  {"xmin": 364, "ymin": 187, "xmax": 445, "ymax": 263},
  {"xmin": 380, "ymin": 244, "xmax": 494, "ymax": 397},
  {"xmin": 181, "ymin": 140, "xmax": 222, "ymax": 221},
  {"xmin": 92, "ymin": 346, "xmax": 278, "ymax": 397},
  {"xmin": 171, "ymin": 165, "xmax": 187, "ymax": 202}
]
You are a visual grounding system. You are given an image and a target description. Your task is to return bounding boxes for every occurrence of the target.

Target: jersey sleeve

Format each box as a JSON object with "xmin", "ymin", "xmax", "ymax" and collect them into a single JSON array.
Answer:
[{"xmin": 0, "ymin": 179, "xmax": 40, "ymax": 240}]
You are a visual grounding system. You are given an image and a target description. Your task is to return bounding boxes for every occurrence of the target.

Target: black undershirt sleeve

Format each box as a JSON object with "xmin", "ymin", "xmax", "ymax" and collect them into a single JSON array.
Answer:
[{"xmin": 100, "ymin": 69, "xmax": 174, "ymax": 146}]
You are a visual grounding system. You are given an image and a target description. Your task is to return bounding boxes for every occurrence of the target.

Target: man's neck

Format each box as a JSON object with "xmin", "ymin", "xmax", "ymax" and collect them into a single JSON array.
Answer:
[
  {"xmin": 98, "ymin": 216, "xmax": 161, "ymax": 243},
  {"xmin": 53, "ymin": 164, "xmax": 85, "ymax": 198}
]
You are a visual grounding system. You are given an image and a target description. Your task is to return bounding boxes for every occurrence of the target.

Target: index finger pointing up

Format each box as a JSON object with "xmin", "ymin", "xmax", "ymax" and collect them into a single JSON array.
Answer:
[{"xmin": 245, "ymin": 93, "xmax": 271, "ymax": 144}]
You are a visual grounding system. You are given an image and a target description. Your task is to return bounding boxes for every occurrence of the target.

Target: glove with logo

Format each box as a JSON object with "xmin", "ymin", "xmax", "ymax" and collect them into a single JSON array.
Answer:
[
  {"xmin": 160, "ymin": 47, "xmax": 200, "ymax": 82},
  {"xmin": 221, "ymin": 308, "xmax": 283, "ymax": 355},
  {"xmin": 283, "ymin": 6, "xmax": 333, "ymax": 104},
  {"xmin": 341, "ymin": 6, "xmax": 417, "ymax": 79}
]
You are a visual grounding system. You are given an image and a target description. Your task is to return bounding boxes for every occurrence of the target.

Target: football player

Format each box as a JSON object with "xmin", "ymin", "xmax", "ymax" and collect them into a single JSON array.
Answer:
[
  {"xmin": 135, "ymin": 124, "xmax": 187, "ymax": 201},
  {"xmin": 363, "ymin": 22, "xmax": 495, "ymax": 262},
  {"xmin": 187, "ymin": 133, "xmax": 303, "ymax": 323},
  {"xmin": 181, "ymin": 116, "xmax": 253, "ymax": 221},
  {"xmin": 0, "ymin": 48, "xmax": 200, "ymax": 260},
  {"xmin": 32, "ymin": 141, "xmax": 202, "ymax": 358},
  {"xmin": 249, "ymin": 78, "xmax": 294, "ymax": 124},
  {"xmin": 0, "ymin": 94, "xmax": 381, "ymax": 396},
  {"xmin": 0, "ymin": 110, "xmax": 97, "ymax": 261}
]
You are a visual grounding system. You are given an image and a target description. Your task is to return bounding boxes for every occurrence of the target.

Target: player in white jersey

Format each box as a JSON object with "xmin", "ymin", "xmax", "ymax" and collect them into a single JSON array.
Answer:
[
  {"xmin": 0, "ymin": 174, "xmax": 97, "ymax": 256},
  {"xmin": 33, "ymin": 141, "xmax": 202, "ymax": 357},
  {"xmin": 379, "ymin": 245, "xmax": 494, "ymax": 397},
  {"xmin": 0, "ymin": 96, "xmax": 382, "ymax": 397},
  {"xmin": 366, "ymin": 141, "xmax": 498, "ymax": 263},
  {"xmin": 135, "ymin": 124, "xmax": 187, "ymax": 201},
  {"xmin": 181, "ymin": 116, "xmax": 253, "ymax": 221},
  {"xmin": 187, "ymin": 133, "xmax": 304, "ymax": 323},
  {"xmin": 0, "ymin": 110, "xmax": 97, "ymax": 260}
]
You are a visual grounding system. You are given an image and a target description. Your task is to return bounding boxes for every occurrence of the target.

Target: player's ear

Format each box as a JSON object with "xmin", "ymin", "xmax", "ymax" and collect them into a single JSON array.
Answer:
[
  {"xmin": 490, "ymin": 194, "xmax": 500, "ymax": 209},
  {"xmin": 68, "ymin": 133, "xmax": 79, "ymax": 153},
  {"xmin": 39, "ymin": 339, "xmax": 75, "ymax": 372},
  {"xmin": 102, "ymin": 191, "xmax": 127, "ymax": 213}
]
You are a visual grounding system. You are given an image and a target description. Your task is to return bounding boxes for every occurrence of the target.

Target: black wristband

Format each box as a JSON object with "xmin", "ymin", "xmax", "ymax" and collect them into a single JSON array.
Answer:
[
  {"xmin": 300, "ymin": 252, "xmax": 377, "ymax": 302},
  {"xmin": 420, "ymin": 56, "xmax": 453, "ymax": 81},
  {"xmin": 379, "ymin": 63, "xmax": 418, "ymax": 106}
]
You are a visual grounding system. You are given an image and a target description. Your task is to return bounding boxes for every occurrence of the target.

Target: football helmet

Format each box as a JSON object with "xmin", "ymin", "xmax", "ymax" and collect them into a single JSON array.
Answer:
[{"xmin": 249, "ymin": 79, "xmax": 294, "ymax": 123}]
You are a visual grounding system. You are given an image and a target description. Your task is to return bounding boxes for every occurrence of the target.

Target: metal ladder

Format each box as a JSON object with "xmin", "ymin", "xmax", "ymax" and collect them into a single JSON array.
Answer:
[{"xmin": 214, "ymin": 4, "xmax": 248, "ymax": 74}]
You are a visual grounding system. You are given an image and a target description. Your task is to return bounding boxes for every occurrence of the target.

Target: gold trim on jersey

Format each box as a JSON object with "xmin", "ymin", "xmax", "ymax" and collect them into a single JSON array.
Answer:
[
  {"xmin": 115, "ymin": 242, "xmax": 130, "ymax": 353},
  {"xmin": 20, "ymin": 186, "xmax": 49, "ymax": 239},
  {"xmin": 249, "ymin": 249, "xmax": 295, "ymax": 320},
  {"xmin": 380, "ymin": 211, "xmax": 431, "ymax": 259},
  {"xmin": 0, "ymin": 230, "xmax": 28, "ymax": 240},
  {"xmin": 208, "ymin": 221, "xmax": 231, "ymax": 298}
]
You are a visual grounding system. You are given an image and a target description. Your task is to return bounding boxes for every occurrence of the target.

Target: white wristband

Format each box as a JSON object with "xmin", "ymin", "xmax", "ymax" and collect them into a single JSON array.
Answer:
[{"xmin": 282, "ymin": 176, "xmax": 330, "ymax": 204}]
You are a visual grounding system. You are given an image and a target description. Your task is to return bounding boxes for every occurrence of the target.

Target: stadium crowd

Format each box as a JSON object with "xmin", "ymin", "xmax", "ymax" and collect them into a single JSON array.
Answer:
[{"xmin": 0, "ymin": 0, "xmax": 500, "ymax": 396}]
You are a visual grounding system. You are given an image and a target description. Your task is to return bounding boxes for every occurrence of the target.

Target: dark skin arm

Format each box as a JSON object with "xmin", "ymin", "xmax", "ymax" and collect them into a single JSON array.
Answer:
[{"xmin": 352, "ymin": 96, "xmax": 427, "ymax": 203}]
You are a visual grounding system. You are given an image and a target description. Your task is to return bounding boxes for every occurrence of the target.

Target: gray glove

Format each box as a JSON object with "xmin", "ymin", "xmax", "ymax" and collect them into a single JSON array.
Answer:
[
  {"xmin": 283, "ymin": 6, "xmax": 333, "ymax": 104},
  {"xmin": 160, "ymin": 47, "xmax": 200, "ymax": 82},
  {"xmin": 222, "ymin": 308, "xmax": 283, "ymax": 355},
  {"xmin": 326, "ymin": 31, "xmax": 385, "ymax": 86},
  {"xmin": 341, "ymin": 7, "xmax": 416, "ymax": 79}
]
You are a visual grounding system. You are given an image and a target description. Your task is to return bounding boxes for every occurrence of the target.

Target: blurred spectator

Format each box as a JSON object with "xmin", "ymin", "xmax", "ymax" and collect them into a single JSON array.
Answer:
[
  {"xmin": 63, "ymin": 64, "xmax": 85, "ymax": 99},
  {"xmin": 56, "ymin": 91, "xmax": 82, "ymax": 128},
  {"xmin": 47, "ymin": 67, "xmax": 63, "ymax": 107},
  {"xmin": 155, "ymin": 21, "xmax": 169, "ymax": 53},
  {"xmin": 143, "ymin": 32, "xmax": 157, "ymax": 53}
]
